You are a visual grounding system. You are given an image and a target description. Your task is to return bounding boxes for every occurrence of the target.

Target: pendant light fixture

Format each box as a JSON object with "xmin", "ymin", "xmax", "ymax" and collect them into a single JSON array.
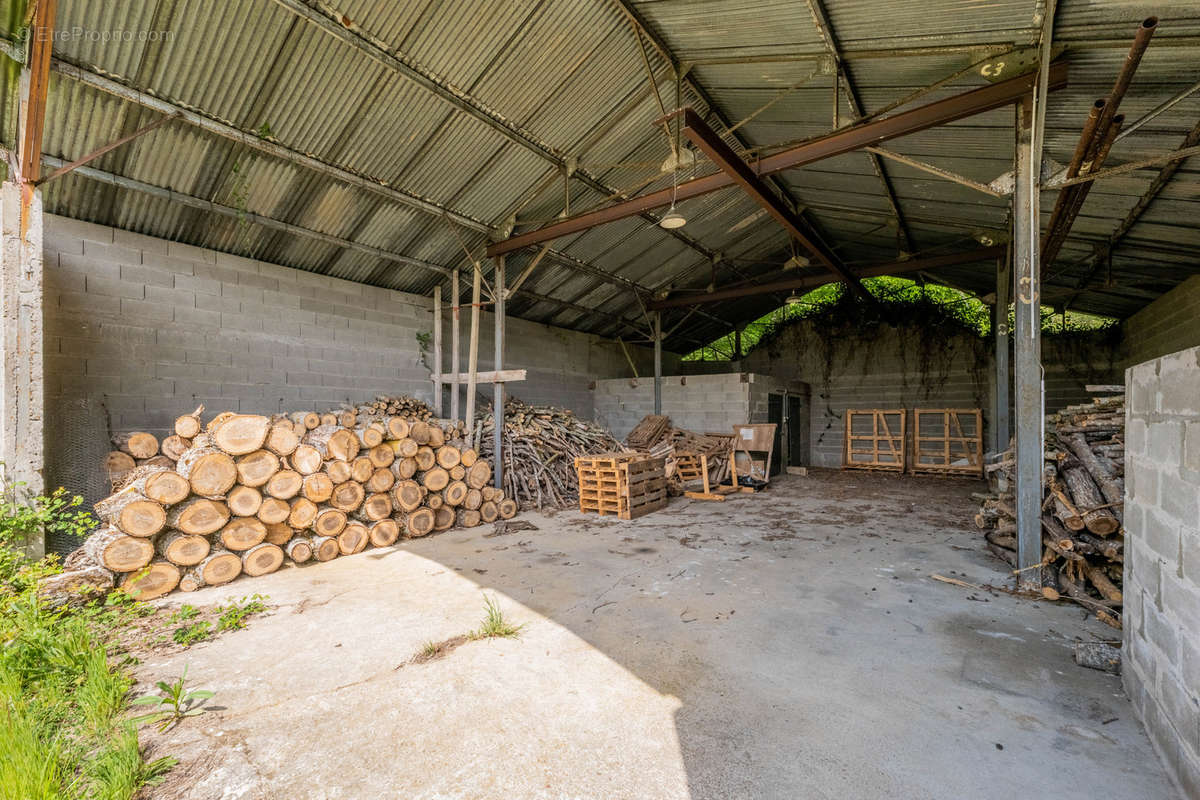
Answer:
[{"xmin": 660, "ymin": 103, "xmax": 687, "ymax": 230}]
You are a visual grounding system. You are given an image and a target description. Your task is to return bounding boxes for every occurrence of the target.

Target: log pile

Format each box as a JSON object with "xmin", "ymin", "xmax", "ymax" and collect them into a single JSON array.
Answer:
[
  {"xmin": 975, "ymin": 393, "xmax": 1125, "ymax": 628},
  {"xmin": 48, "ymin": 398, "xmax": 516, "ymax": 603},
  {"xmin": 472, "ymin": 399, "xmax": 626, "ymax": 509},
  {"xmin": 624, "ymin": 414, "xmax": 734, "ymax": 491}
]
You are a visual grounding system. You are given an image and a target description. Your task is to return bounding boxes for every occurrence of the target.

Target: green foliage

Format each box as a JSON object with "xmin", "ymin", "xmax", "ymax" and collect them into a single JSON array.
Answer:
[
  {"xmin": 421, "ymin": 639, "xmax": 442, "ymax": 658},
  {"xmin": 130, "ymin": 666, "xmax": 214, "ymax": 733},
  {"xmin": 170, "ymin": 604, "xmax": 200, "ymax": 623},
  {"xmin": 682, "ymin": 276, "xmax": 1118, "ymax": 361},
  {"xmin": 215, "ymin": 594, "xmax": 268, "ymax": 631},
  {"xmin": 469, "ymin": 594, "xmax": 524, "ymax": 640},
  {"xmin": 0, "ymin": 478, "xmax": 96, "ymax": 577},
  {"xmin": 171, "ymin": 621, "xmax": 211, "ymax": 646},
  {"xmin": 256, "ymin": 121, "xmax": 275, "ymax": 139},
  {"xmin": 0, "ymin": 571, "xmax": 173, "ymax": 799}
]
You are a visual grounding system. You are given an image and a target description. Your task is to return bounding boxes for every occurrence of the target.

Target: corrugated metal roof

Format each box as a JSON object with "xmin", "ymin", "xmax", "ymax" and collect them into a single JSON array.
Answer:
[{"xmin": 3, "ymin": 0, "xmax": 1197, "ymax": 353}]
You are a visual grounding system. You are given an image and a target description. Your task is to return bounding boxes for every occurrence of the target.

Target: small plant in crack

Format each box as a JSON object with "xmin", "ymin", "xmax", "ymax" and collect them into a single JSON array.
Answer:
[
  {"xmin": 469, "ymin": 594, "xmax": 525, "ymax": 640},
  {"xmin": 131, "ymin": 666, "xmax": 215, "ymax": 732}
]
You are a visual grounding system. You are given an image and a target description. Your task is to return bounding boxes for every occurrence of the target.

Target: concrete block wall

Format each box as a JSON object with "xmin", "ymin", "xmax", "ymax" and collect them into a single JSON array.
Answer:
[
  {"xmin": 593, "ymin": 373, "xmax": 761, "ymax": 440},
  {"xmin": 1124, "ymin": 345, "xmax": 1200, "ymax": 799},
  {"xmin": 43, "ymin": 215, "xmax": 434, "ymax": 439},
  {"xmin": 440, "ymin": 308, "xmax": 667, "ymax": 421},
  {"xmin": 1122, "ymin": 275, "xmax": 1200, "ymax": 368},
  {"xmin": 40, "ymin": 215, "xmax": 646, "ymax": 504},
  {"xmin": 738, "ymin": 321, "xmax": 997, "ymax": 468}
]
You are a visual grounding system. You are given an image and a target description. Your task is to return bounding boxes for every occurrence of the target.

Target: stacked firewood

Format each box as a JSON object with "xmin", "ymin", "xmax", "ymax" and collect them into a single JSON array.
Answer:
[
  {"xmin": 625, "ymin": 415, "xmax": 734, "ymax": 490},
  {"xmin": 976, "ymin": 393, "xmax": 1125, "ymax": 627},
  {"xmin": 472, "ymin": 399, "xmax": 626, "ymax": 509},
  {"xmin": 45, "ymin": 399, "xmax": 516, "ymax": 604}
]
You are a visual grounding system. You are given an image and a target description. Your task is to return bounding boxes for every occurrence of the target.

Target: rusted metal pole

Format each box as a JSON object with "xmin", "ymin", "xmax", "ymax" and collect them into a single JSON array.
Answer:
[{"xmin": 34, "ymin": 112, "xmax": 182, "ymax": 186}]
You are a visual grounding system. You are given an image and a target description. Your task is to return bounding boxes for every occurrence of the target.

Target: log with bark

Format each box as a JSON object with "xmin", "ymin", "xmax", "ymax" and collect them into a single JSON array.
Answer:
[
  {"xmin": 82, "ymin": 395, "xmax": 521, "ymax": 599},
  {"xmin": 974, "ymin": 391, "xmax": 1126, "ymax": 630}
]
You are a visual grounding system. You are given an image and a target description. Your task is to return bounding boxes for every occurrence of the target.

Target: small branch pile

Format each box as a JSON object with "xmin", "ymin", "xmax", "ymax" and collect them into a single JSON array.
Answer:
[
  {"xmin": 42, "ymin": 396, "xmax": 517, "ymax": 605},
  {"xmin": 473, "ymin": 400, "xmax": 625, "ymax": 509},
  {"xmin": 625, "ymin": 415, "xmax": 735, "ymax": 490},
  {"xmin": 976, "ymin": 393, "xmax": 1125, "ymax": 628}
]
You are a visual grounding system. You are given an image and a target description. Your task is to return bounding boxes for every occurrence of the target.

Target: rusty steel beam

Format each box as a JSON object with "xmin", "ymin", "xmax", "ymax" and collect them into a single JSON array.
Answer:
[
  {"xmin": 669, "ymin": 107, "xmax": 871, "ymax": 301},
  {"xmin": 18, "ymin": 0, "xmax": 57, "ymax": 186},
  {"xmin": 35, "ymin": 112, "xmax": 182, "ymax": 186},
  {"xmin": 646, "ymin": 246, "xmax": 1004, "ymax": 310},
  {"xmin": 487, "ymin": 61, "xmax": 1068, "ymax": 257}
]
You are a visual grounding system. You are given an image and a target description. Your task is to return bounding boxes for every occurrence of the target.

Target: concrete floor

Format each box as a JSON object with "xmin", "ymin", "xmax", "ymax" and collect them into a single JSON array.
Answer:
[{"xmin": 137, "ymin": 469, "xmax": 1177, "ymax": 800}]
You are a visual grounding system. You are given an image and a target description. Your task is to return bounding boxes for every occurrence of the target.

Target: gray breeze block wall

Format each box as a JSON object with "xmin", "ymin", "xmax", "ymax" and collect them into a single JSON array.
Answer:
[
  {"xmin": 447, "ymin": 308, "xmax": 672, "ymax": 419},
  {"xmin": 1124, "ymin": 345, "xmax": 1200, "ymax": 799},
  {"xmin": 1121, "ymin": 274, "xmax": 1200, "ymax": 369},
  {"xmin": 725, "ymin": 320, "xmax": 1120, "ymax": 467},
  {"xmin": 40, "ymin": 214, "xmax": 646, "ymax": 502},
  {"xmin": 593, "ymin": 373, "xmax": 789, "ymax": 440}
]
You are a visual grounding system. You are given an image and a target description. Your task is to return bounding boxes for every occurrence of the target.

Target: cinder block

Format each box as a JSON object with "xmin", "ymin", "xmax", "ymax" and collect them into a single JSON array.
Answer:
[
  {"xmin": 46, "ymin": 215, "xmax": 115, "ymax": 244},
  {"xmin": 113, "ymin": 228, "xmax": 169, "ymax": 254},
  {"xmin": 1150, "ymin": 420, "xmax": 1185, "ymax": 468},
  {"xmin": 120, "ymin": 297, "xmax": 174, "ymax": 324},
  {"xmin": 192, "ymin": 262, "xmax": 241, "ymax": 284},
  {"xmin": 120, "ymin": 262, "xmax": 176, "ymax": 288},
  {"xmin": 215, "ymin": 251, "xmax": 258, "ymax": 273},
  {"xmin": 174, "ymin": 273, "xmax": 221, "ymax": 296},
  {"xmin": 1145, "ymin": 605, "xmax": 1181, "ymax": 663},
  {"xmin": 86, "ymin": 275, "xmax": 144, "ymax": 299},
  {"xmin": 1162, "ymin": 472, "xmax": 1199, "ymax": 528},
  {"xmin": 173, "ymin": 306, "xmax": 222, "ymax": 328},
  {"xmin": 167, "ymin": 240, "xmax": 217, "ymax": 264},
  {"xmin": 145, "ymin": 285, "xmax": 196, "ymax": 308},
  {"xmin": 195, "ymin": 293, "xmax": 241, "ymax": 313},
  {"xmin": 82, "ymin": 240, "xmax": 141, "ymax": 265}
]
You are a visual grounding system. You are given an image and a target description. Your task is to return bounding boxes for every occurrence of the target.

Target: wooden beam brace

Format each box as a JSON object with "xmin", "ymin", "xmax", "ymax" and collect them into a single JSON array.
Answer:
[
  {"xmin": 431, "ymin": 369, "xmax": 527, "ymax": 385},
  {"xmin": 669, "ymin": 107, "xmax": 871, "ymax": 301},
  {"xmin": 487, "ymin": 61, "xmax": 1067, "ymax": 257}
]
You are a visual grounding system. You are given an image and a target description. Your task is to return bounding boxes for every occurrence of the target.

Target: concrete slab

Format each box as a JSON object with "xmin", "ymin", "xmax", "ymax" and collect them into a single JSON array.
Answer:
[{"xmin": 137, "ymin": 470, "xmax": 1178, "ymax": 799}]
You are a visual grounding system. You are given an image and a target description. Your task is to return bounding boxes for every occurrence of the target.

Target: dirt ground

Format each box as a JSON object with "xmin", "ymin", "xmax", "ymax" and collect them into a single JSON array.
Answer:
[{"xmin": 131, "ymin": 469, "xmax": 1177, "ymax": 799}]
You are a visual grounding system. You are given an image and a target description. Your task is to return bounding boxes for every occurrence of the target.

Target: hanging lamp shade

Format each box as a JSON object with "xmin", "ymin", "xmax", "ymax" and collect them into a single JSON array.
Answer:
[{"xmin": 659, "ymin": 205, "xmax": 687, "ymax": 229}]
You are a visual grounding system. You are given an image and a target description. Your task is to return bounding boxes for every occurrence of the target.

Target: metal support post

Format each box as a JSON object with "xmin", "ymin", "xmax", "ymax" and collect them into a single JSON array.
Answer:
[
  {"xmin": 653, "ymin": 312, "xmax": 663, "ymax": 415},
  {"xmin": 992, "ymin": 255, "xmax": 1011, "ymax": 453},
  {"xmin": 1013, "ymin": 97, "xmax": 1044, "ymax": 587}
]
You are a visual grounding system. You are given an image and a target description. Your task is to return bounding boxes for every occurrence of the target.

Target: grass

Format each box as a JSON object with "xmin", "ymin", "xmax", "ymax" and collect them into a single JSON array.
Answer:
[
  {"xmin": 406, "ymin": 595, "xmax": 525, "ymax": 667},
  {"xmin": 0, "ymin": 589, "xmax": 175, "ymax": 799},
  {"xmin": 469, "ymin": 594, "xmax": 525, "ymax": 640}
]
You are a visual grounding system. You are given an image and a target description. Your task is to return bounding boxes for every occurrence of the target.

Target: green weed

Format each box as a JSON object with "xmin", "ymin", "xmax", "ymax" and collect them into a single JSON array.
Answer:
[
  {"xmin": 170, "ymin": 605, "xmax": 199, "ymax": 623},
  {"xmin": 131, "ymin": 666, "xmax": 215, "ymax": 733},
  {"xmin": 216, "ymin": 594, "xmax": 268, "ymax": 631},
  {"xmin": 469, "ymin": 594, "xmax": 525, "ymax": 640},
  {"xmin": 171, "ymin": 621, "xmax": 211, "ymax": 646}
]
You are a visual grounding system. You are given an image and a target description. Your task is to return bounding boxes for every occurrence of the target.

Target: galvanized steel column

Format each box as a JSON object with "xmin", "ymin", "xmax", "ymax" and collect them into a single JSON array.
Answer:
[{"xmin": 1013, "ymin": 98, "xmax": 1044, "ymax": 587}]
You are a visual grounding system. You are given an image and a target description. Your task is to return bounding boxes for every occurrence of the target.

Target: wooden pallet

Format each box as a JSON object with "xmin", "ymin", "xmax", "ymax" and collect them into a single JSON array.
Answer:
[
  {"xmin": 843, "ymin": 409, "xmax": 906, "ymax": 471},
  {"xmin": 576, "ymin": 453, "xmax": 667, "ymax": 520},
  {"xmin": 675, "ymin": 451, "xmax": 704, "ymax": 482},
  {"xmin": 912, "ymin": 408, "xmax": 984, "ymax": 476}
]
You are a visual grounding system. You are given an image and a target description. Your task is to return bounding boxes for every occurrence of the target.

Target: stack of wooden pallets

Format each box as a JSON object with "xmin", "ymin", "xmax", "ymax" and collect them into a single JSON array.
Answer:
[{"xmin": 575, "ymin": 452, "xmax": 667, "ymax": 520}]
